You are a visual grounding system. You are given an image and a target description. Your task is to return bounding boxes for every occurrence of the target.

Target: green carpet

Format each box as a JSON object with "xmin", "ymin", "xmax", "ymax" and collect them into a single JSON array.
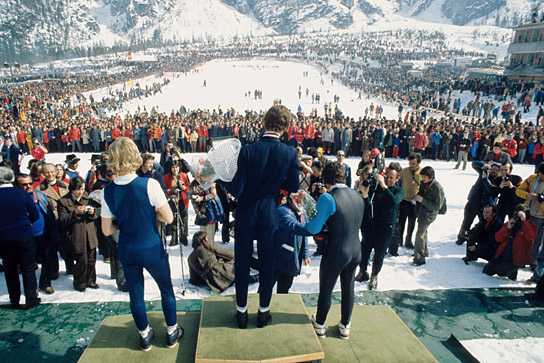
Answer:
[
  {"xmin": 306, "ymin": 305, "xmax": 437, "ymax": 362},
  {"xmin": 0, "ymin": 289, "xmax": 542, "ymax": 363},
  {"xmin": 78, "ymin": 311, "xmax": 200, "ymax": 363},
  {"xmin": 196, "ymin": 294, "xmax": 324, "ymax": 362}
]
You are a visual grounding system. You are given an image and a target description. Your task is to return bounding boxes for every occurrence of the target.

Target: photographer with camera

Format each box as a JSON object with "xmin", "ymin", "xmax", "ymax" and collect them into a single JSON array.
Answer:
[
  {"xmin": 310, "ymin": 159, "xmax": 327, "ymax": 200},
  {"xmin": 356, "ymin": 163, "xmax": 405, "ymax": 289},
  {"xmin": 163, "ymin": 160, "xmax": 190, "ymax": 246},
  {"xmin": 487, "ymin": 162, "xmax": 522, "ymax": 223},
  {"xmin": 57, "ymin": 176, "xmax": 99, "ymax": 292},
  {"xmin": 86, "ymin": 153, "xmax": 109, "ymax": 192},
  {"xmin": 30, "ymin": 138, "xmax": 48, "ymax": 160},
  {"xmin": 456, "ymin": 161, "xmax": 500, "ymax": 245},
  {"xmin": 462, "ymin": 205, "xmax": 503, "ymax": 264},
  {"xmin": 483, "ymin": 204, "xmax": 536, "ymax": 281},
  {"xmin": 516, "ymin": 162, "xmax": 544, "ymax": 284}
]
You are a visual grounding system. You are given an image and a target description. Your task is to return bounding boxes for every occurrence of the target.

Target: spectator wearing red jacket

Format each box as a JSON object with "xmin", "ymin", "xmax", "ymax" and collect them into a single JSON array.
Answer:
[
  {"xmin": 163, "ymin": 161, "xmax": 190, "ymax": 246},
  {"xmin": 111, "ymin": 127, "xmax": 122, "ymax": 140},
  {"xmin": 287, "ymin": 121, "xmax": 298, "ymax": 147},
  {"xmin": 69, "ymin": 125, "xmax": 82, "ymax": 152},
  {"xmin": 16, "ymin": 127, "xmax": 29, "ymax": 153},
  {"xmin": 484, "ymin": 204, "xmax": 536, "ymax": 281},
  {"xmin": 197, "ymin": 123, "xmax": 208, "ymax": 152},
  {"xmin": 30, "ymin": 139, "xmax": 48, "ymax": 160},
  {"xmin": 502, "ymin": 134, "xmax": 517, "ymax": 159},
  {"xmin": 413, "ymin": 129, "xmax": 428, "ymax": 156},
  {"xmin": 303, "ymin": 122, "xmax": 316, "ymax": 152}
]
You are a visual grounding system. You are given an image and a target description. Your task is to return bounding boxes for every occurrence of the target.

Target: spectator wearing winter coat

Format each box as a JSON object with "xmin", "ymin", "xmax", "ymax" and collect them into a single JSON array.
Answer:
[
  {"xmin": 413, "ymin": 129, "xmax": 428, "ymax": 156},
  {"xmin": 456, "ymin": 161, "xmax": 500, "ymax": 244},
  {"xmin": 482, "ymin": 143, "xmax": 512, "ymax": 165},
  {"xmin": 487, "ymin": 162, "xmax": 523, "ymax": 222},
  {"xmin": 515, "ymin": 162, "xmax": 544, "ymax": 284},
  {"xmin": 57, "ymin": 177, "xmax": 99, "ymax": 292},
  {"xmin": 372, "ymin": 124, "xmax": 384, "ymax": 149},
  {"xmin": 188, "ymin": 231, "xmax": 237, "ymax": 293},
  {"xmin": 429, "ymin": 130, "xmax": 442, "ymax": 160},
  {"xmin": 483, "ymin": 204, "xmax": 536, "ymax": 281},
  {"xmin": 501, "ymin": 134, "xmax": 517, "ymax": 159},
  {"xmin": 15, "ymin": 174, "xmax": 60, "ymax": 294},
  {"xmin": 274, "ymin": 192, "xmax": 311, "ymax": 294},
  {"xmin": 0, "ymin": 167, "xmax": 41, "ymax": 309},
  {"xmin": 454, "ymin": 130, "xmax": 471, "ymax": 171},
  {"xmin": 413, "ymin": 166, "xmax": 444, "ymax": 266},
  {"xmin": 2, "ymin": 137, "xmax": 24, "ymax": 175},
  {"xmin": 462, "ymin": 205, "xmax": 502, "ymax": 264}
]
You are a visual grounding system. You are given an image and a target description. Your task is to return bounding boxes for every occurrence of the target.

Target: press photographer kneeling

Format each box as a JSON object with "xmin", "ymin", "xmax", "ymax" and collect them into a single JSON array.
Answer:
[{"xmin": 483, "ymin": 204, "xmax": 536, "ymax": 281}]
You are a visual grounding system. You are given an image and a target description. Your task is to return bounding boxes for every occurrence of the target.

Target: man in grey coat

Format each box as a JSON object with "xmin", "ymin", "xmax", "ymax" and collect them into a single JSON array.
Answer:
[{"xmin": 413, "ymin": 166, "xmax": 445, "ymax": 266}]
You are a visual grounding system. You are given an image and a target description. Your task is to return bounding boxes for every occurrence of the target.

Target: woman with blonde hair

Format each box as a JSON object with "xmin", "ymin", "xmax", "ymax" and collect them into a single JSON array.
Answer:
[{"xmin": 100, "ymin": 137, "xmax": 183, "ymax": 351}]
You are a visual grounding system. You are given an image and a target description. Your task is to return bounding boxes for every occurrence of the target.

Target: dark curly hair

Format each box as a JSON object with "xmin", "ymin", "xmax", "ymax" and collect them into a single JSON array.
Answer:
[{"xmin": 322, "ymin": 161, "xmax": 346, "ymax": 186}]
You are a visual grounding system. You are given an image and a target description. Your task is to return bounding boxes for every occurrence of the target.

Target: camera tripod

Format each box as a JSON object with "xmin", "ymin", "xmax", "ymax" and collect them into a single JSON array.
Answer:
[{"xmin": 169, "ymin": 192, "xmax": 187, "ymax": 296}]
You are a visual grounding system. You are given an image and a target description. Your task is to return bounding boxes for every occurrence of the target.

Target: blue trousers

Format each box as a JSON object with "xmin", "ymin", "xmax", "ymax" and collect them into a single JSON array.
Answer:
[
  {"xmin": 234, "ymin": 198, "xmax": 279, "ymax": 309},
  {"xmin": 122, "ymin": 250, "xmax": 177, "ymax": 331}
]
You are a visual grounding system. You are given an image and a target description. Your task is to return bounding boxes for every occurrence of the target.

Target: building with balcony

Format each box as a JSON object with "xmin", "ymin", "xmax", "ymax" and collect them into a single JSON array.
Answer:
[
  {"xmin": 505, "ymin": 19, "xmax": 544, "ymax": 82},
  {"xmin": 505, "ymin": 19, "xmax": 544, "ymax": 81}
]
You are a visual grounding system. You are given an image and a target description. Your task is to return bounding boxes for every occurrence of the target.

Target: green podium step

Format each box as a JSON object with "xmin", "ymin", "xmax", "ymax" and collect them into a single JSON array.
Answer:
[
  {"xmin": 78, "ymin": 297, "xmax": 436, "ymax": 362},
  {"xmin": 78, "ymin": 311, "xmax": 200, "ymax": 363},
  {"xmin": 306, "ymin": 305, "xmax": 437, "ymax": 363},
  {"xmin": 196, "ymin": 294, "xmax": 325, "ymax": 362}
]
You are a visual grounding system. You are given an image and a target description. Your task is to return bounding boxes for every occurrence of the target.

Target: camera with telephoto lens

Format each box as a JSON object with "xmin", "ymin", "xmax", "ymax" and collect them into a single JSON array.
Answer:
[
  {"xmin": 94, "ymin": 159, "xmax": 103, "ymax": 172},
  {"xmin": 362, "ymin": 168, "xmax": 378, "ymax": 188}
]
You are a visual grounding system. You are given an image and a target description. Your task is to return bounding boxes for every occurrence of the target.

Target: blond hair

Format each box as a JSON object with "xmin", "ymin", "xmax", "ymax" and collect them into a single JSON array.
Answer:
[{"xmin": 107, "ymin": 137, "xmax": 142, "ymax": 174}]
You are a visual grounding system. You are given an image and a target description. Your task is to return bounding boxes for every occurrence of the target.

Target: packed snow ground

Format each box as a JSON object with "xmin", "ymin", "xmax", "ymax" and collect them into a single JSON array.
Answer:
[
  {"xmin": 1, "ymin": 60, "xmax": 542, "ymax": 360},
  {"xmin": 461, "ymin": 338, "xmax": 544, "ymax": 363},
  {"xmin": 3, "ymin": 59, "xmax": 541, "ymax": 305}
]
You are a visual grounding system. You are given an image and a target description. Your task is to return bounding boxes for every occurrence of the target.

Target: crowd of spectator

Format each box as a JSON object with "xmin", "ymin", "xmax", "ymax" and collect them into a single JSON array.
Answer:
[{"xmin": 1, "ymin": 30, "xmax": 544, "ymax": 306}]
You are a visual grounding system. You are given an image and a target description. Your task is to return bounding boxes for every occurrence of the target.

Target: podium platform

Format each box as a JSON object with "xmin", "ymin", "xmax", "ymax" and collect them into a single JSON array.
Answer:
[
  {"xmin": 195, "ymin": 294, "xmax": 325, "ymax": 362},
  {"xmin": 78, "ymin": 311, "xmax": 200, "ymax": 362},
  {"xmin": 306, "ymin": 305, "xmax": 437, "ymax": 363},
  {"xmin": 79, "ymin": 295, "xmax": 436, "ymax": 362}
]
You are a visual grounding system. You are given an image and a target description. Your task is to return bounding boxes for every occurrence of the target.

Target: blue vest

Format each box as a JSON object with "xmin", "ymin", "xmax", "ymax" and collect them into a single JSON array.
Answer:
[{"xmin": 103, "ymin": 177, "xmax": 164, "ymax": 264}]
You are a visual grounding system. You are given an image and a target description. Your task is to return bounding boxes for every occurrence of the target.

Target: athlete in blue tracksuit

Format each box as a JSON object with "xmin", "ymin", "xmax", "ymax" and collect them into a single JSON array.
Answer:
[
  {"xmin": 101, "ymin": 137, "xmax": 183, "ymax": 351},
  {"xmin": 224, "ymin": 105, "xmax": 300, "ymax": 328}
]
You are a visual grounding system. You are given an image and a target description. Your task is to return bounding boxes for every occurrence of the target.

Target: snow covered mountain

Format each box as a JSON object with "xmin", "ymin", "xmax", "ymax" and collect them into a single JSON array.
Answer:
[{"xmin": 0, "ymin": 0, "xmax": 539, "ymax": 63}]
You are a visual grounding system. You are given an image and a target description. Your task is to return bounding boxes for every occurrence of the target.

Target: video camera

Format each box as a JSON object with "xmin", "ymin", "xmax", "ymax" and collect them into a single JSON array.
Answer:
[{"xmin": 362, "ymin": 171, "xmax": 375, "ymax": 188}]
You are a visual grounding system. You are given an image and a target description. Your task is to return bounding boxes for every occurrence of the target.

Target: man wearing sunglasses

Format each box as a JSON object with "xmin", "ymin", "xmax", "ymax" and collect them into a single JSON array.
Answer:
[
  {"xmin": 336, "ymin": 151, "xmax": 352, "ymax": 188},
  {"xmin": 16, "ymin": 174, "xmax": 59, "ymax": 295}
]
